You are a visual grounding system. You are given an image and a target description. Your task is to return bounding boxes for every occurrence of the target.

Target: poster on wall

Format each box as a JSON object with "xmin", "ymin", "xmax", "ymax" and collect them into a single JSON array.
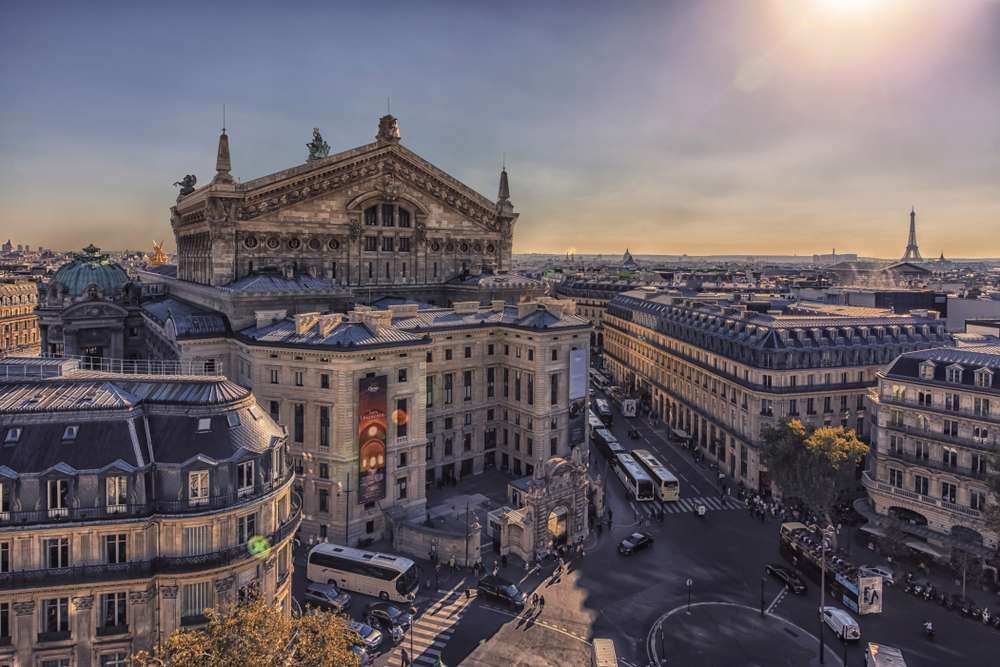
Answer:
[
  {"xmin": 568, "ymin": 347, "xmax": 588, "ymax": 445},
  {"xmin": 858, "ymin": 575, "xmax": 883, "ymax": 615},
  {"xmin": 357, "ymin": 375, "xmax": 387, "ymax": 504}
]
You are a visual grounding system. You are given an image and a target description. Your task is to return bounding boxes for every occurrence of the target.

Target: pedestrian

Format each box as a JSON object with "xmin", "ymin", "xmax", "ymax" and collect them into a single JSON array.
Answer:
[
  {"xmin": 531, "ymin": 593, "xmax": 539, "ymax": 608},
  {"xmin": 539, "ymin": 595, "xmax": 545, "ymax": 609},
  {"xmin": 501, "ymin": 553, "xmax": 508, "ymax": 569}
]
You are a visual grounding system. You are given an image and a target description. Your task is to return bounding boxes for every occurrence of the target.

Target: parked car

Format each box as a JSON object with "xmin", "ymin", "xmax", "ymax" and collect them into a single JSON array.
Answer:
[
  {"xmin": 821, "ymin": 606, "xmax": 861, "ymax": 641},
  {"xmin": 859, "ymin": 565, "xmax": 895, "ymax": 586},
  {"xmin": 365, "ymin": 601, "xmax": 414, "ymax": 641},
  {"xmin": 618, "ymin": 531, "xmax": 654, "ymax": 555},
  {"xmin": 348, "ymin": 621, "xmax": 383, "ymax": 651},
  {"xmin": 304, "ymin": 582, "xmax": 351, "ymax": 612},
  {"xmin": 765, "ymin": 563, "xmax": 807, "ymax": 594},
  {"xmin": 477, "ymin": 575, "xmax": 527, "ymax": 608}
]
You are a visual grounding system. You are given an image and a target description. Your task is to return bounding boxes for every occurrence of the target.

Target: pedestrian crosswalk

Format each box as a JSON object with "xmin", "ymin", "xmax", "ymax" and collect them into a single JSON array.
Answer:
[
  {"xmin": 630, "ymin": 495, "xmax": 743, "ymax": 519},
  {"xmin": 382, "ymin": 588, "xmax": 472, "ymax": 666}
]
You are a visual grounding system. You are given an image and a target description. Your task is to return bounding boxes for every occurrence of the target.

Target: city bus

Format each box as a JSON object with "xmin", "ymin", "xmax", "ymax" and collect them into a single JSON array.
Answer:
[
  {"xmin": 614, "ymin": 452, "xmax": 655, "ymax": 502},
  {"xmin": 593, "ymin": 427, "xmax": 626, "ymax": 462},
  {"xmin": 593, "ymin": 398, "xmax": 613, "ymax": 425},
  {"xmin": 307, "ymin": 543, "xmax": 420, "ymax": 602},
  {"xmin": 631, "ymin": 448, "xmax": 680, "ymax": 501},
  {"xmin": 587, "ymin": 409, "xmax": 604, "ymax": 435},
  {"xmin": 589, "ymin": 369, "xmax": 610, "ymax": 390}
]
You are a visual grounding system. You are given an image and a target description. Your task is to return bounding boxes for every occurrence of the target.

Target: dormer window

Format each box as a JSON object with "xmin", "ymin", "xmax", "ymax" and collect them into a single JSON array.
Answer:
[
  {"xmin": 237, "ymin": 460, "xmax": 255, "ymax": 498},
  {"xmin": 106, "ymin": 475, "xmax": 127, "ymax": 514},
  {"xmin": 4, "ymin": 427, "xmax": 21, "ymax": 444},
  {"xmin": 47, "ymin": 479, "xmax": 69, "ymax": 518},
  {"xmin": 188, "ymin": 470, "xmax": 210, "ymax": 506},
  {"xmin": 197, "ymin": 417, "xmax": 212, "ymax": 432},
  {"xmin": 919, "ymin": 361, "xmax": 935, "ymax": 380},
  {"xmin": 974, "ymin": 368, "xmax": 993, "ymax": 388},
  {"xmin": 946, "ymin": 365, "xmax": 964, "ymax": 384},
  {"xmin": 226, "ymin": 412, "xmax": 241, "ymax": 428},
  {"xmin": 62, "ymin": 425, "xmax": 79, "ymax": 442}
]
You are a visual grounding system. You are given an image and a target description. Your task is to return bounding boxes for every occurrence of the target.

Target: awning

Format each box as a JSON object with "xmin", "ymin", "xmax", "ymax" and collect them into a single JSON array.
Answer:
[
  {"xmin": 860, "ymin": 525, "xmax": 888, "ymax": 538},
  {"xmin": 904, "ymin": 540, "xmax": 950, "ymax": 559}
]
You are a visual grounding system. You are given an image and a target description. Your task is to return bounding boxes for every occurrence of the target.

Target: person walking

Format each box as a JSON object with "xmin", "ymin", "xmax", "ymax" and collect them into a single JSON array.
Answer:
[{"xmin": 539, "ymin": 594, "xmax": 546, "ymax": 610}]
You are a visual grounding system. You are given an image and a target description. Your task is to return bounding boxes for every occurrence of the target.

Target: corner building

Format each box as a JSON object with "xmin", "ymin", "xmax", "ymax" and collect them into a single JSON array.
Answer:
[
  {"xmin": 0, "ymin": 359, "xmax": 299, "ymax": 667},
  {"xmin": 865, "ymin": 345, "xmax": 999, "ymax": 560},
  {"xmin": 603, "ymin": 290, "xmax": 951, "ymax": 491}
]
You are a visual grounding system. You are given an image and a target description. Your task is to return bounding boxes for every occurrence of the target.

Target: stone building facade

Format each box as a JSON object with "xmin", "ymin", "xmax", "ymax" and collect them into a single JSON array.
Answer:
[
  {"xmin": 0, "ymin": 359, "xmax": 299, "ymax": 667},
  {"xmin": 0, "ymin": 280, "xmax": 39, "ymax": 355},
  {"xmin": 603, "ymin": 289, "xmax": 952, "ymax": 491},
  {"xmin": 554, "ymin": 280, "xmax": 638, "ymax": 351},
  {"xmin": 161, "ymin": 298, "xmax": 591, "ymax": 546},
  {"xmin": 864, "ymin": 345, "xmax": 999, "ymax": 562}
]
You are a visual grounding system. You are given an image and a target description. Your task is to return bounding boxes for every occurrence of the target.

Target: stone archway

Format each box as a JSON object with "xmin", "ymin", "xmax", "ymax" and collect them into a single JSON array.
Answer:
[
  {"xmin": 547, "ymin": 505, "xmax": 570, "ymax": 548},
  {"xmin": 888, "ymin": 506, "xmax": 928, "ymax": 526}
]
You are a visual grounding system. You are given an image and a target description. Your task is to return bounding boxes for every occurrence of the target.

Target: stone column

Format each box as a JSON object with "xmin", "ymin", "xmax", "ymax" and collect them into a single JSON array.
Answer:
[
  {"xmin": 72, "ymin": 594, "xmax": 95, "ymax": 667},
  {"xmin": 159, "ymin": 585, "xmax": 179, "ymax": 641},
  {"xmin": 129, "ymin": 587, "xmax": 157, "ymax": 655},
  {"xmin": 13, "ymin": 600, "xmax": 36, "ymax": 664}
]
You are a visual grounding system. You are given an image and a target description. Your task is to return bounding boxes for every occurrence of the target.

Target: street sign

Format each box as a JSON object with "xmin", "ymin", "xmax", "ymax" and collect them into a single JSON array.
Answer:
[{"xmin": 858, "ymin": 576, "xmax": 883, "ymax": 615}]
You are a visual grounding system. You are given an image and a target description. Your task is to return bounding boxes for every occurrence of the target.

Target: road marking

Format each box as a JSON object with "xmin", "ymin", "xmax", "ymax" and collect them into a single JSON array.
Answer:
[
  {"xmin": 478, "ymin": 603, "xmax": 591, "ymax": 644},
  {"xmin": 766, "ymin": 586, "xmax": 788, "ymax": 615}
]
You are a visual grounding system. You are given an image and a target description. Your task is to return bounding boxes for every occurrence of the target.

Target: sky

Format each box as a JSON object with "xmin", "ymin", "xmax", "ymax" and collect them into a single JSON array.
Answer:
[{"xmin": 1, "ymin": 0, "xmax": 998, "ymax": 257}]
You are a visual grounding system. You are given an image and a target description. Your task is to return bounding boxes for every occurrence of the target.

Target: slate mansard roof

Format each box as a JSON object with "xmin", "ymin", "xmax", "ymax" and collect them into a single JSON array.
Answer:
[
  {"xmin": 0, "ymin": 368, "xmax": 284, "ymax": 476},
  {"xmin": 885, "ymin": 345, "xmax": 1000, "ymax": 391},
  {"xmin": 608, "ymin": 289, "xmax": 951, "ymax": 353}
]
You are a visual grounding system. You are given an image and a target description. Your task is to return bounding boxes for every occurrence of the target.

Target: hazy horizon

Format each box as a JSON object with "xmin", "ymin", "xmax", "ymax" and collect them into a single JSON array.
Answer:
[{"xmin": 2, "ymin": 1, "xmax": 998, "ymax": 257}]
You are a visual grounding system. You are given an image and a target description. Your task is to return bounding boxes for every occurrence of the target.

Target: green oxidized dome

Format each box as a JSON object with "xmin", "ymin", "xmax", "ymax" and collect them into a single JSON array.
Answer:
[{"xmin": 51, "ymin": 244, "xmax": 130, "ymax": 297}]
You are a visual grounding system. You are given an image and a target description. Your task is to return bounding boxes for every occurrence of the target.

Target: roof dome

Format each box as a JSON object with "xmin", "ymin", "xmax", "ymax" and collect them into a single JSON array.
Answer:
[{"xmin": 51, "ymin": 244, "xmax": 130, "ymax": 298}]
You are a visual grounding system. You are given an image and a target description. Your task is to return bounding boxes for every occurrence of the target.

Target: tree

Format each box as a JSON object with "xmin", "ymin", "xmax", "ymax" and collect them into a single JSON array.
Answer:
[
  {"xmin": 132, "ymin": 598, "xmax": 359, "ymax": 667},
  {"xmin": 761, "ymin": 419, "xmax": 869, "ymax": 533}
]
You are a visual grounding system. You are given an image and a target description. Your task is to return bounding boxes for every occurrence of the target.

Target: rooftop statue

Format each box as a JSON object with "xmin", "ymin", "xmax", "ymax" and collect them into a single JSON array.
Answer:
[
  {"xmin": 307, "ymin": 127, "xmax": 330, "ymax": 161},
  {"xmin": 173, "ymin": 174, "xmax": 197, "ymax": 197}
]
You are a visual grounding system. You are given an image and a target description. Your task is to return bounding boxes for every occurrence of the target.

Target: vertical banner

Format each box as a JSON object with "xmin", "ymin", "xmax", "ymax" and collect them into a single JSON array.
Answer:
[
  {"xmin": 568, "ymin": 348, "xmax": 588, "ymax": 446},
  {"xmin": 358, "ymin": 375, "xmax": 387, "ymax": 504},
  {"xmin": 858, "ymin": 576, "xmax": 883, "ymax": 615}
]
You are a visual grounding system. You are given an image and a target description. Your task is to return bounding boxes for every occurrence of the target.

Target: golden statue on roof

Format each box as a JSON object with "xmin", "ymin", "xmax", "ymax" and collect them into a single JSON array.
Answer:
[{"xmin": 149, "ymin": 240, "xmax": 168, "ymax": 267}]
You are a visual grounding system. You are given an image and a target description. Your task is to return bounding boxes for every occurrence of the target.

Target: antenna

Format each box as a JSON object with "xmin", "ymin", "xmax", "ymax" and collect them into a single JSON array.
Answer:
[
  {"xmin": 386, "ymin": 96, "xmax": 391, "ymax": 115},
  {"xmin": 222, "ymin": 104, "xmax": 226, "ymax": 133},
  {"xmin": 502, "ymin": 152, "xmax": 506, "ymax": 170}
]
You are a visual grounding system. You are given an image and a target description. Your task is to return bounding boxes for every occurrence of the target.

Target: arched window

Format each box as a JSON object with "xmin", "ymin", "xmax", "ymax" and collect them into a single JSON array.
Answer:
[
  {"xmin": 398, "ymin": 208, "xmax": 411, "ymax": 228},
  {"xmin": 364, "ymin": 206, "xmax": 377, "ymax": 226}
]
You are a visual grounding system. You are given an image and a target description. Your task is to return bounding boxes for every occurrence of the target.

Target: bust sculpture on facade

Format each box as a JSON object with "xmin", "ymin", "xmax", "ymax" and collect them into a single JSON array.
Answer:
[{"xmin": 306, "ymin": 127, "xmax": 330, "ymax": 161}]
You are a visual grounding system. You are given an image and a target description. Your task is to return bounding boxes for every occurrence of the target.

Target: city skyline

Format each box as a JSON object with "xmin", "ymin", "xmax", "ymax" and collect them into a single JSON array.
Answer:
[{"xmin": 1, "ymin": 1, "xmax": 998, "ymax": 257}]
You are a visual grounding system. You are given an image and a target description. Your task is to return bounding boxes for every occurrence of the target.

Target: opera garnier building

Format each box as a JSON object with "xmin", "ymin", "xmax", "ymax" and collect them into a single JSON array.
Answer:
[{"xmin": 0, "ymin": 357, "xmax": 299, "ymax": 667}]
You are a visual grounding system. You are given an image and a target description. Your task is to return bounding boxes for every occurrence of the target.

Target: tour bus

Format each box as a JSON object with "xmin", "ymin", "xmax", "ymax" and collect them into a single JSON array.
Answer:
[
  {"xmin": 631, "ymin": 448, "xmax": 680, "ymax": 502},
  {"xmin": 587, "ymin": 408, "xmax": 604, "ymax": 434},
  {"xmin": 609, "ymin": 387, "xmax": 638, "ymax": 418},
  {"xmin": 614, "ymin": 452, "xmax": 655, "ymax": 502},
  {"xmin": 593, "ymin": 398, "xmax": 613, "ymax": 425},
  {"xmin": 307, "ymin": 543, "xmax": 420, "ymax": 602},
  {"xmin": 593, "ymin": 427, "xmax": 626, "ymax": 462},
  {"xmin": 589, "ymin": 369, "xmax": 610, "ymax": 390},
  {"xmin": 592, "ymin": 638, "xmax": 619, "ymax": 667}
]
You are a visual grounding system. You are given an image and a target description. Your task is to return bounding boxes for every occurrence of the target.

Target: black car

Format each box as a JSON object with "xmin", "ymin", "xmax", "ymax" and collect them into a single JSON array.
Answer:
[
  {"xmin": 618, "ymin": 531, "xmax": 654, "ymax": 555},
  {"xmin": 477, "ymin": 575, "xmax": 526, "ymax": 608},
  {"xmin": 365, "ymin": 601, "xmax": 414, "ymax": 637},
  {"xmin": 765, "ymin": 563, "xmax": 807, "ymax": 594}
]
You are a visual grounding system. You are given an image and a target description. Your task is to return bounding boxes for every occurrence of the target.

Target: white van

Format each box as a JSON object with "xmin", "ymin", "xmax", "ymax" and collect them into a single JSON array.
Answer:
[
  {"xmin": 821, "ymin": 606, "xmax": 860, "ymax": 641},
  {"xmin": 865, "ymin": 643, "xmax": 907, "ymax": 667}
]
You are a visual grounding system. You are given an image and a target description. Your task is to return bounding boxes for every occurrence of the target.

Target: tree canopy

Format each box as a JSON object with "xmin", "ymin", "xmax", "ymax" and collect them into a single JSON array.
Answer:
[
  {"xmin": 761, "ymin": 418, "xmax": 869, "ymax": 527},
  {"xmin": 132, "ymin": 598, "xmax": 360, "ymax": 667}
]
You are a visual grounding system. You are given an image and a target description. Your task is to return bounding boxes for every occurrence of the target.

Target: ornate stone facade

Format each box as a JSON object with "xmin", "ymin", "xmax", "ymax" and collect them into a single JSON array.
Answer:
[
  {"xmin": 0, "ymin": 279, "xmax": 40, "ymax": 355},
  {"xmin": 171, "ymin": 115, "xmax": 518, "ymax": 289}
]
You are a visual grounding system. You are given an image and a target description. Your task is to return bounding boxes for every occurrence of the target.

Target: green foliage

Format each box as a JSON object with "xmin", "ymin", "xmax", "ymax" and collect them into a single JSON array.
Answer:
[
  {"xmin": 131, "ymin": 598, "xmax": 359, "ymax": 667},
  {"xmin": 761, "ymin": 418, "xmax": 869, "ymax": 525}
]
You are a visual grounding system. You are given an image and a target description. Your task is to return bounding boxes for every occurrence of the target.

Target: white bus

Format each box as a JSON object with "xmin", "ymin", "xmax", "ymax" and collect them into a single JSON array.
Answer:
[
  {"xmin": 614, "ymin": 453, "xmax": 654, "ymax": 502},
  {"xmin": 589, "ymin": 369, "xmax": 609, "ymax": 389},
  {"xmin": 307, "ymin": 544, "xmax": 420, "ymax": 602},
  {"xmin": 587, "ymin": 408, "xmax": 604, "ymax": 433},
  {"xmin": 632, "ymin": 449, "xmax": 680, "ymax": 502},
  {"xmin": 593, "ymin": 398, "xmax": 613, "ymax": 425}
]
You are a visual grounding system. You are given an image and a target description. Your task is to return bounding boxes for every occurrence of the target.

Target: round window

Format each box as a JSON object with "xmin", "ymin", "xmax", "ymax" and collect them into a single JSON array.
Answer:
[
  {"xmin": 243, "ymin": 236, "xmax": 258, "ymax": 249},
  {"xmin": 473, "ymin": 242, "xmax": 482, "ymax": 253},
  {"xmin": 266, "ymin": 237, "xmax": 280, "ymax": 249},
  {"xmin": 486, "ymin": 244, "xmax": 495, "ymax": 253},
  {"xmin": 288, "ymin": 238, "xmax": 301, "ymax": 250},
  {"xmin": 308, "ymin": 238, "xmax": 321, "ymax": 251},
  {"xmin": 460, "ymin": 242, "xmax": 469, "ymax": 252},
  {"xmin": 431, "ymin": 241, "xmax": 441, "ymax": 251},
  {"xmin": 328, "ymin": 239, "xmax": 340, "ymax": 250},
  {"xmin": 445, "ymin": 242, "xmax": 454, "ymax": 252}
]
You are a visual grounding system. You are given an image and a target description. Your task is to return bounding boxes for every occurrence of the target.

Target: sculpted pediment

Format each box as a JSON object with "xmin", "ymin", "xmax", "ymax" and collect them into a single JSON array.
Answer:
[
  {"xmin": 62, "ymin": 301, "xmax": 129, "ymax": 321},
  {"xmin": 237, "ymin": 146, "xmax": 500, "ymax": 233}
]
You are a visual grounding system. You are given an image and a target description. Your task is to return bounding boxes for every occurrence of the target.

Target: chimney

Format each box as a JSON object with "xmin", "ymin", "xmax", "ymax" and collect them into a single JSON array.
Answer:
[
  {"xmin": 294, "ymin": 312, "xmax": 321, "ymax": 335},
  {"xmin": 317, "ymin": 313, "xmax": 343, "ymax": 337},
  {"xmin": 517, "ymin": 302, "xmax": 540, "ymax": 319},
  {"xmin": 491, "ymin": 300, "xmax": 506, "ymax": 312}
]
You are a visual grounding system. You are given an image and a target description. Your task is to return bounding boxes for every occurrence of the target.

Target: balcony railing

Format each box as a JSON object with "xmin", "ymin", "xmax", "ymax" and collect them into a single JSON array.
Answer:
[
  {"xmin": 878, "ymin": 395, "xmax": 999, "ymax": 427},
  {"xmin": 881, "ymin": 450, "xmax": 988, "ymax": 480},
  {"xmin": 880, "ymin": 422, "xmax": 998, "ymax": 453},
  {"xmin": 862, "ymin": 471, "xmax": 982, "ymax": 519},
  {"xmin": 0, "ymin": 499, "xmax": 301, "ymax": 591},
  {"xmin": 37, "ymin": 630, "xmax": 71, "ymax": 643},
  {"xmin": 0, "ymin": 468, "xmax": 294, "ymax": 528},
  {"xmin": 96, "ymin": 624, "xmax": 129, "ymax": 637}
]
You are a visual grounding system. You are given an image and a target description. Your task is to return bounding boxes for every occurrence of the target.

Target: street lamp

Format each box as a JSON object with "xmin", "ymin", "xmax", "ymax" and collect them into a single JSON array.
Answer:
[
  {"xmin": 336, "ymin": 473, "xmax": 352, "ymax": 546},
  {"xmin": 686, "ymin": 578, "xmax": 693, "ymax": 613},
  {"xmin": 818, "ymin": 525, "xmax": 834, "ymax": 665}
]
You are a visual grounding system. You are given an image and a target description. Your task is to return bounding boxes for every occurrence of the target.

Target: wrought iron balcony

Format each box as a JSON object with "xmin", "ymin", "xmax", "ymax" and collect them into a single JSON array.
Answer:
[
  {"xmin": 880, "ymin": 449, "xmax": 988, "ymax": 480},
  {"xmin": 0, "ymin": 499, "xmax": 301, "ymax": 591},
  {"xmin": 861, "ymin": 471, "xmax": 982, "ymax": 519}
]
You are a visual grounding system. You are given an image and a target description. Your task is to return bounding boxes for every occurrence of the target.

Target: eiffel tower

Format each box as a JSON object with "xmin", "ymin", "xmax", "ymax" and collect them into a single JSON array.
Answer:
[{"xmin": 901, "ymin": 207, "xmax": 922, "ymax": 261}]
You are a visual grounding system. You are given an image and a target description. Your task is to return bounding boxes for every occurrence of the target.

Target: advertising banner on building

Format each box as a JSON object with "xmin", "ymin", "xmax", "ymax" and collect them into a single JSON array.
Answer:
[
  {"xmin": 568, "ymin": 347, "xmax": 588, "ymax": 445},
  {"xmin": 858, "ymin": 575, "xmax": 883, "ymax": 615},
  {"xmin": 357, "ymin": 375, "xmax": 387, "ymax": 504}
]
